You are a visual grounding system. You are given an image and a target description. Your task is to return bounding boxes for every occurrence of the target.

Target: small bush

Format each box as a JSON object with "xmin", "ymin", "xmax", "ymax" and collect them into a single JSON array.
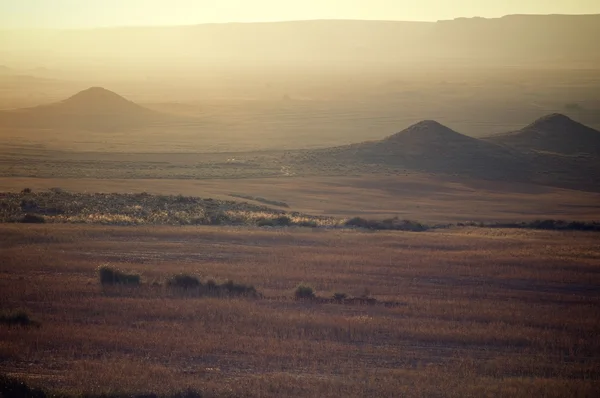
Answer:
[
  {"xmin": 295, "ymin": 283, "xmax": 316, "ymax": 299},
  {"xmin": 98, "ymin": 265, "xmax": 141, "ymax": 286},
  {"xmin": 167, "ymin": 273, "xmax": 202, "ymax": 289},
  {"xmin": 20, "ymin": 214, "xmax": 45, "ymax": 223},
  {"xmin": 221, "ymin": 280, "xmax": 258, "ymax": 297},
  {"xmin": 297, "ymin": 220, "xmax": 318, "ymax": 228},
  {"xmin": 256, "ymin": 215, "xmax": 293, "ymax": 227},
  {"xmin": 0, "ymin": 310, "xmax": 39, "ymax": 327},
  {"xmin": 21, "ymin": 188, "xmax": 32, "ymax": 194},
  {"xmin": 333, "ymin": 292, "xmax": 348, "ymax": 301}
]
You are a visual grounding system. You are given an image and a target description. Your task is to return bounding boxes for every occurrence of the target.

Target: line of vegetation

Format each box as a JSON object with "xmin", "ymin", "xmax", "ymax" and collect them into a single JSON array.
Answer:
[
  {"xmin": 293, "ymin": 284, "xmax": 397, "ymax": 306},
  {"xmin": 0, "ymin": 374, "xmax": 203, "ymax": 398},
  {"xmin": 229, "ymin": 193, "xmax": 289, "ymax": 208},
  {"xmin": 484, "ymin": 219, "xmax": 600, "ymax": 232},
  {"xmin": 2, "ymin": 189, "xmax": 599, "ymax": 232},
  {"xmin": 344, "ymin": 216, "xmax": 429, "ymax": 231},
  {"xmin": 0, "ymin": 309, "xmax": 40, "ymax": 328},
  {"xmin": 98, "ymin": 268, "xmax": 260, "ymax": 298},
  {"xmin": 167, "ymin": 274, "xmax": 260, "ymax": 298}
]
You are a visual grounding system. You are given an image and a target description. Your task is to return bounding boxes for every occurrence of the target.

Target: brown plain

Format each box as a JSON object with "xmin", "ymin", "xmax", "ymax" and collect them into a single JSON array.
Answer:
[{"xmin": 1, "ymin": 225, "xmax": 599, "ymax": 397}]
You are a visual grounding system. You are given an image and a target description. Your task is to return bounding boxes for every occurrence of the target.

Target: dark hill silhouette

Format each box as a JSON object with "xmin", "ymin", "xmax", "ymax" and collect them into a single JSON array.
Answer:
[
  {"xmin": 297, "ymin": 120, "xmax": 529, "ymax": 180},
  {"xmin": 486, "ymin": 114, "xmax": 600, "ymax": 156},
  {"xmin": 0, "ymin": 87, "xmax": 176, "ymax": 131}
]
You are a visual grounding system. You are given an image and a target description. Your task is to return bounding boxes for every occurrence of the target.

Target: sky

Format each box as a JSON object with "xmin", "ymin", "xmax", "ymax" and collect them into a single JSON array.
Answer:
[{"xmin": 1, "ymin": 0, "xmax": 600, "ymax": 28}]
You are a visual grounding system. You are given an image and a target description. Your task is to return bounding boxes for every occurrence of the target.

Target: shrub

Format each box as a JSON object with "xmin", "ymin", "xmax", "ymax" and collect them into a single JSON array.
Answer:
[
  {"xmin": 297, "ymin": 220, "xmax": 318, "ymax": 228},
  {"xmin": 167, "ymin": 273, "xmax": 202, "ymax": 289},
  {"xmin": 98, "ymin": 265, "xmax": 141, "ymax": 286},
  {"xmin": 20, "ymin": 214, "xmax": 45, "ymax": 224},
  {"xmin": 333, "ymin": 292, "xmax": 348, "ymax": 301},
  {"xmin": 221, "ymin": 280, "xmax": 258, "ymax": 297},
  {"xmin": 21, "ymin": 188, "xmax": 32, "ymax": 194},
  {"xmin": 0, "ymin": 310, "xmax": 39, "ymax": 327},
  {"xmin": 295, "ymin": 283, "xmax": 316, "ymax": 299}
]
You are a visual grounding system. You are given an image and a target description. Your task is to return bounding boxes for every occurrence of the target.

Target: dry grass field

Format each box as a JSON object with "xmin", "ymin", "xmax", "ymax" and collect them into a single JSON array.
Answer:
[{"xmin": 1, "ymin": 224, "xmax": 599, "ymax": 397}]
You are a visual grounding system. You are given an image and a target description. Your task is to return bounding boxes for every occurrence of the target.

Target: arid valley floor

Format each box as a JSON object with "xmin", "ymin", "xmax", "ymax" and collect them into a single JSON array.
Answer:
[
  {"xmin": 2, "ymin": 225, "xmax": 600, "ymax": 397},
  {"xmin": 2, "ymin": 14, "xmax": 600, "ymax": 398}
]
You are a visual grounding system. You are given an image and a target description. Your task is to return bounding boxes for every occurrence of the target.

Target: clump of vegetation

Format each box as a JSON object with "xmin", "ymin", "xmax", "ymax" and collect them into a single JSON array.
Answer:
[
  {"xmin": 0, "ymin": 309, "xmax": 40, "ymax": 328},
  {"xmin": 345, "ymin": 216, "xmax": 428, "ymax": 231},
  {"xmin": 332, "ymin": 292, "xmax": 348, "ymax": 301},
  {"xmin": 167, "ymin": 273, "xmax": 202, "ymax": 289},
  {"xmin": 21, "ymin": 188, "xmax": 32, "ymax": 194},
  {"xmin": 167, "ymin": 274, "xmax": 259, "ymax": 298},
  {"xmin": 489, "ymin": 219, "xmax": 600, "ymax": 232},
  {"xmin": 20, "ymin": 214, "xmax": 45, "ymax": 223},
  {"xmin": 220, "ymin": 280, "xmax": 258, "ymax": 297},
  {"xmin": 256, "ymin": 215, "xmax": 292, "ymax": 227},
  {"xmin": 98, "ymin": 265, "xmax": 141, "ymax": 286},
  {"xmin": 295, "ymin": 283, "xmax": 316, "ymax": 299}
]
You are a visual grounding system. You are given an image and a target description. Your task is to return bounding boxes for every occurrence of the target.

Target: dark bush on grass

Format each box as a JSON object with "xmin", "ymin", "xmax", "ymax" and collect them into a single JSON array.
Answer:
[
  {"xmin": 20, "ymin": 214, "xmax": 45, "ymax": 223},
  {"xmin": 256, "ymin": 215, "xmax": 292, "ymax": 227},
  {"xmin": 345, "ymin": 216, "xmax": 428, "ymax": 231},
  {"xmin": 333, "ymin": 292, "xmax": 348, "ymax": 301},
  {"xmin": 221, "ymin": 280, "xmax": 258, "ymax": 297},
  {"xmin": 295, "ymin": 283, "xmax": 316, "ymax": 299},
  {"xmin": 98, "ymin": 265, "xmax": 141, "ymax": 286},
  {"xmin": 0, "ymin": 310, "xmax": 39, "ymax": 327},
  {"xmin": 489, "ymin": 219, "xmax": 600, "ymax": 232},
  {"xmin": 297, "ymin": 220, "xmax": 318, "ymax": 228},
  {"xmin": 21, "ymin": 188, "xmax": 32, "ymax": 194},
  {"xmin": 167, "ymin": 273, "xmax": 202, "ymax": 289}
]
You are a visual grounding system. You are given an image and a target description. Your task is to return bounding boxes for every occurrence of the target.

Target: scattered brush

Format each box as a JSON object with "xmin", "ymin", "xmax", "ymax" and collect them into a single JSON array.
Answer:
[
  {"xmin": 167, "ymin": 274, "xmax": 259, "ymax": 298},
  {"xmin": 98, "ymin": 265, "xmax": 141, "ymax": 286},
  {"xmin": 332, "ymin": 292, "xmax": 348, "ymax": 301},
  {"xmin": 294, "ymin": 283, "xmax": 316, "ymax": 300},
  {"xmin": 167, "ymin": 273, "xmax": 202, "ymax": 289},
  {"xmin": 345, "ymin": 217, "xmax": 428, "ymax": 231},
  {"xmin": 0, "ymin": 309, "xmax": 40, "ymax": 328}
]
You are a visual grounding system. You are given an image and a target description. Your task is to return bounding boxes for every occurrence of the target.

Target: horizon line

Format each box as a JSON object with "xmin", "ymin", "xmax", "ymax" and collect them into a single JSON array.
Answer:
[{"xmin": 3, "ymin": 13, "xmax": 600, "ymax": 31}]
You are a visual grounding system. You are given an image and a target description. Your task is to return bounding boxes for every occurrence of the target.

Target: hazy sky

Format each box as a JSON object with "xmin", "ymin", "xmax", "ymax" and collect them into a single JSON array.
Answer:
[{"xmin": 2, "ymin": 0, "xmax": 600, "ymax": 28}]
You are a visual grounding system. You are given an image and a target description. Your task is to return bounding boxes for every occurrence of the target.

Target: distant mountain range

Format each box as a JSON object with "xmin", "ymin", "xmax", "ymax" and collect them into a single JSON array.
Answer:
[{"xmin": 2, "ymin": 15, "xmax": 600, "ymax": 71}]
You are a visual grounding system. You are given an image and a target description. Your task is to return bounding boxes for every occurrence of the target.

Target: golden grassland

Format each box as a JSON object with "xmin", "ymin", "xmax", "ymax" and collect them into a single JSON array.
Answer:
[{"xmin": 1, "ymin": 224, "xmax": 599, "ymax": 397}]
